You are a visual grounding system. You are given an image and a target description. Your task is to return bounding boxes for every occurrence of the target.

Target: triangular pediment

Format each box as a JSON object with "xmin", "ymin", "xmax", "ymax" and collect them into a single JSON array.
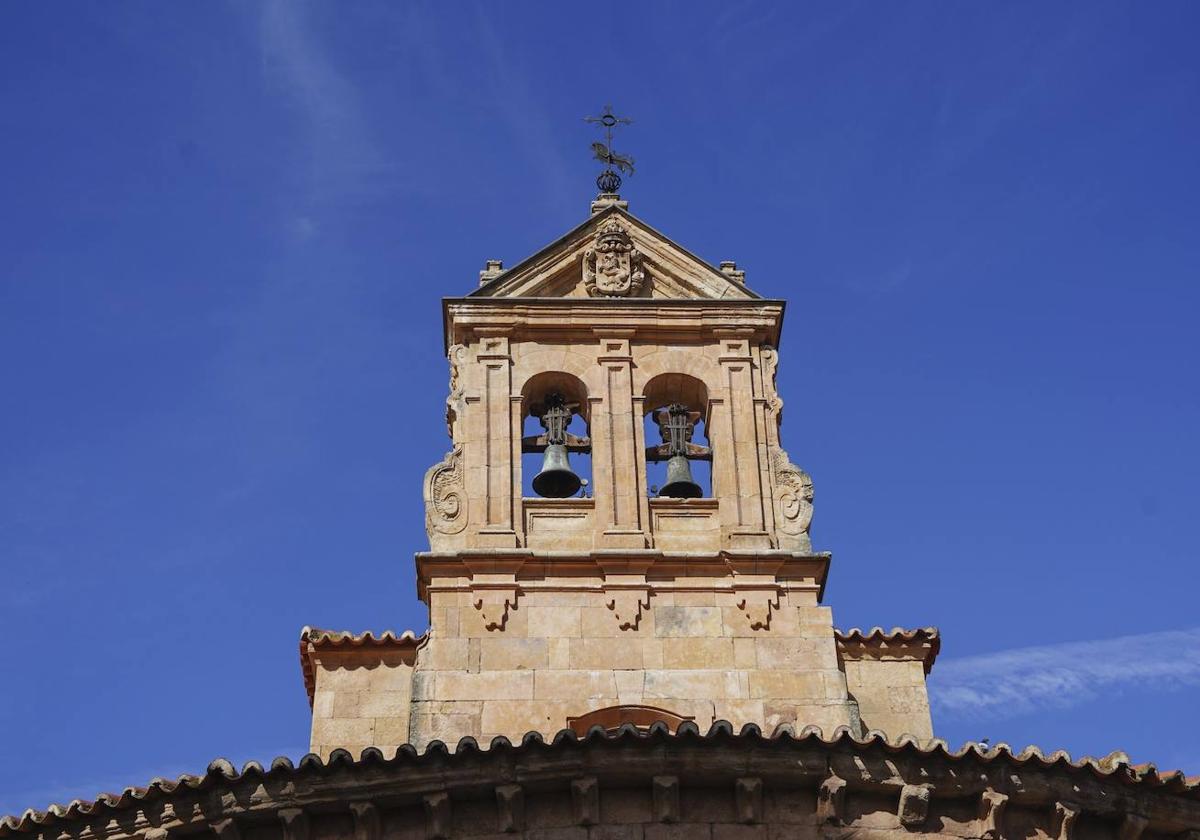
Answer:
[{"xmin": 470, "ymin": 205, "xmax": 760, "ymax": 300}]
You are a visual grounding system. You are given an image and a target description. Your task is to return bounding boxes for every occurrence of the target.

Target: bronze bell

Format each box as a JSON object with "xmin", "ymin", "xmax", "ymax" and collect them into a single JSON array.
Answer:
[
  {"xmin": 659, "ymin": 453, "xmax": 703, "ymax": 499},
  {"xmin": 532, "ymin": 443, "xmax": 582, "ymax": 498}
]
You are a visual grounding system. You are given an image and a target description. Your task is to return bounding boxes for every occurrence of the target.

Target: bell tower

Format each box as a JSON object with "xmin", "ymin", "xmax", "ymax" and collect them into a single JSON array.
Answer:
[{"xmin": 301, "ymin": 191, "xmax": 939, "ymax": 757}]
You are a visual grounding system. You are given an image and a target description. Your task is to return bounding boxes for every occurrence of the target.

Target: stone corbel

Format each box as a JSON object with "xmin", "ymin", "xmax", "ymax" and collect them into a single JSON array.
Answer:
[
  {"xmin": 1118, "ymin": 814, "xmax": 1148, "ymax": 840},
  {"xmin": 602, "ymin": 573, "xmax": 651, "ymax": 630},
  {"xmin": 1052, "ymin": 801, "xmax": 1079, "ymax": 840},
  {"xmin": 817, "ymin": 774, "xmax": 847, "ymax": 825},
  {"xmin": 977, "ymin": 790, "xmax": 1008, "ymax": 840},
  {"xmin": 735, "ymin": 777, "xmax": 763, "ymax": 824},
  {"xmin": 652, "ymin": 776, "xmax": 680, "ymax": 824},
  {"xmin": 278, "ymin": 809, "xmax": 309, "ymax": 840},
  {"xmin": 349, "ymin": 803, "xmax": 379, "ymax": 840},
  {"xmin": 472, "ymin": 582, "xmax": 519, "ymax": 631},
  {"xmin": 735, "ymin": 585, "xmax": 779, "ymax": 630},
  {"xmin": 495, "ymin": 785, "xmax": 524, "ymax": 833},
  {"xmin": 571, "ymin": 777, "xmax": 600, "ymax": 826},
  {"xmin": 423, "ymin": 793, "xmax": 451, "ymax": 840},
  {"xmin": 211, "ymin": 820, "xmax": 240, "ymax": 840},
  {"xmin": 898, "ymin": 784, "xmax": 931, "ymax": 829}
]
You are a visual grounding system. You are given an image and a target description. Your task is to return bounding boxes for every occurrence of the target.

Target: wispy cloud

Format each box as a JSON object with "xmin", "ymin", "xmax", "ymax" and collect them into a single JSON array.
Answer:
[
  {"xmin": 258, "ymin": 0, "xmax": 394, "ymax": 216},
  {"xmin": 931, "ymin": 628, "xmax": 1200, "ymax": 720}
]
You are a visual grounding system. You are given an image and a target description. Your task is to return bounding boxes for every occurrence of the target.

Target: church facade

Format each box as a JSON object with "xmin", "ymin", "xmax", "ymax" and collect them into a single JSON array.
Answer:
[{"xmin": 4, "ymin": 194, "xmax": 1198, "ymax": 840}]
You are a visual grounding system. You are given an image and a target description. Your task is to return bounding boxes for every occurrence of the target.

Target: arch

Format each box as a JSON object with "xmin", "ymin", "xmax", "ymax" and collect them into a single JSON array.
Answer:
[
  {"xmin": 512, "ymin": 348, "xmax": 599, "ymax": 403},
  {"xmin": 634, "ymin": 349, "xmax": 722, "ymax": 401},
  {"xmin": 642, "ymin": 372, "xmax": 713, "ymax": 498},
  {"xmin": 521, "ymin": 369, "xmax": 590, "ymax": 424},
  {"xmin": 565, "ymin": 704, "xmax": 695, "ymax": 736},
  {"xmin": 642, "ymin": 372, "xmax": 711, "ymax": 419}
]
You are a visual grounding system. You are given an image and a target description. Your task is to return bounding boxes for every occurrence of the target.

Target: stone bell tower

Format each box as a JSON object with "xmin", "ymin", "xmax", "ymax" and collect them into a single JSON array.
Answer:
[{"xmin": 301, "ymin": 194, "xmax": 940, "ymax": 756}]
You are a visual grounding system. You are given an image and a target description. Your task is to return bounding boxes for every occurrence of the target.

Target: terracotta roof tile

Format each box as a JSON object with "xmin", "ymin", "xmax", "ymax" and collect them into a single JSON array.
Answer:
[
  {"xmin": 835, "ymin": 626, "xmax": 941, "ymax": 673},
  {"xmin": 4, "ymin": 721, "xmax": 1196, "ymax": 834}
]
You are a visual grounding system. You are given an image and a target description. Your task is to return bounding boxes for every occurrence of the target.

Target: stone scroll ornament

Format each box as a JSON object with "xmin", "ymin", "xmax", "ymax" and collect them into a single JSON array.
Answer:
[
  {"xmin": 444, "ymin": 344, "xmax": 467, "ymax": 444},
  {"xmin": 583, "ymin": 219, "xmax": 645, "ymax": 297},
  {"xmin": 773, "ymin": 448, "xmax": 814, "ymax": 551},
  {"xmin": 424, "ymin": 445, "xmax": 468, "ymax": 539}
]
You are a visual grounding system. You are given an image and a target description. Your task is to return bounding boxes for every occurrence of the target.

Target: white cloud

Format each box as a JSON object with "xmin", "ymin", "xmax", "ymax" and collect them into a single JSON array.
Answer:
[
  {"xmin": 258, "ymin": 0, "xmax": 394, "ymax": 210},
  {"xmin": 930, "ymin": 627, "xmax": 1200, "ymax": 720}
]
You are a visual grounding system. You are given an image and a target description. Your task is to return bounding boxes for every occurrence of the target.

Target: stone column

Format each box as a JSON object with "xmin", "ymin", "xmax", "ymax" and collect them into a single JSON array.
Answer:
[
  {"xmin": 592, "ymin": 330, "xmax": 646, "ymax": 548},
  {"xmin": 473, "ymin": 330, "xmax": 518, "ymax": 548},
  {"xmin": 715, "ymin": 330, "xmax": 770, "ymax": 549}
]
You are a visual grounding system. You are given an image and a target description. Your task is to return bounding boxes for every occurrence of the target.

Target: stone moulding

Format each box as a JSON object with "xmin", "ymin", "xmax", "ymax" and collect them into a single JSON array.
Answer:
[
  {"xmin": 414, "ymin": 550, "xmax": 831, "ymax": 604},
  {"xmin": 9, "ymin": 723, "xmax": 1196, "ymax": 839}
]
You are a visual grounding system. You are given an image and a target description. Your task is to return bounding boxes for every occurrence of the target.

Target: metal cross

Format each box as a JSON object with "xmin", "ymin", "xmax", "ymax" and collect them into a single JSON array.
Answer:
[
  {"xmin": 585, "ymin": 104, "xmax": 634, "ymax": 191},
  {"xmin": 584, "ymin": 104, "xmax": 632, "ymax": 153}
]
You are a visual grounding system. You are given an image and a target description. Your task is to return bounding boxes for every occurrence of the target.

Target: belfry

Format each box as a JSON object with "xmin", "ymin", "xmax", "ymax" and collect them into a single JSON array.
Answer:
[
  {"xmin": 8, "ymin": 118, "xmax": 1198, "ymax": 840},
  {"xmin": 299, "ymin": 187, "xmax": 939, "ymax": 755}
]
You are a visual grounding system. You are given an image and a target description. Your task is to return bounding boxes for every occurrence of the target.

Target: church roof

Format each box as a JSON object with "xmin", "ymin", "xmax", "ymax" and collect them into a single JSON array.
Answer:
[{"xmin": 5, "ymin": 721, "xmax": 1198, "ymax": 836}]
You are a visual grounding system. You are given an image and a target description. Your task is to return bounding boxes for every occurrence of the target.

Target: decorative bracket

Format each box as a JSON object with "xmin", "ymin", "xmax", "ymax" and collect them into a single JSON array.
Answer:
[
  {"xmin": 817, "ymin": 774, "xmax": 847, "ymax": 825},
  {"xmin": 1052, "ymin": 801, "xmax": 1080, "ymax": 840},
  {"xmin": 898, "ymin": 784, "xmax": 931, "ymax": 829},
  {"xmin": 735, "ymin": 584, "xmax": 779, "ymax": 630},
  {"xmin": 471, "ymin": 582, "xmax": 519, "ymax": 631},
  {"xmin": 605, "ymin": 584, "xmax": 651, "ymax": 630},
  {"xmin": 978, "ymin": 790, "xmax": 1008, "ymax": 840}
]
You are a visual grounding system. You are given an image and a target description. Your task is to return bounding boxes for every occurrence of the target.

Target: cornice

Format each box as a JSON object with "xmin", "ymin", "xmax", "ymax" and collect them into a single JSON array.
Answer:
[
  {"xmin": 6, "ymin": 722, "xmax": 1197, "ymax": 838},
  {"xmin": 835, "ymin": 627, "xmax": 942, "ymax": 674}
]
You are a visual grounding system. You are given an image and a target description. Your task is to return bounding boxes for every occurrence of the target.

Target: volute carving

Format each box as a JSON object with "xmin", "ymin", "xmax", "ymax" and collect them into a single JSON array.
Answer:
[
  {"xmin": 424, "ymin": 445, "xmax": 468, "ymax": 542},
  {"xmin": 761, "ymin": 345, "xmax": 784, "ymax": 423},
  {"xmin": 445, "ymin": 344, "xmax": 467, "ymax": 443},
  {"xmin": 583, "ymin": 219, "xmax": 645, "ymax": 297},
  {"xmin": 772, "ymin": 448, "xmax": 814, "ymax": 551}
]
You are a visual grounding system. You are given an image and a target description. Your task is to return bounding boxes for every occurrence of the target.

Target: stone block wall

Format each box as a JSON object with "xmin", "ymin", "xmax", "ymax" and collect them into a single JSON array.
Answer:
[
  {"xmin": 404, "ymin": 586, "xmax": 857, "ymax": 751},
  {"xmin": 309, "ymin": 650, "xmax": 415, "ymax": 758},
  {"xmin": 842, "ymin": 658, "xmax": 934, "ymax": 740}
]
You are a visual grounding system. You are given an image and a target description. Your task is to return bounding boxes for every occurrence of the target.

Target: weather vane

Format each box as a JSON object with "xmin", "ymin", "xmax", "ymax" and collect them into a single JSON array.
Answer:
[{"xmin": 584, "ymin": 104, "xmax": 634, "ymax": 193}]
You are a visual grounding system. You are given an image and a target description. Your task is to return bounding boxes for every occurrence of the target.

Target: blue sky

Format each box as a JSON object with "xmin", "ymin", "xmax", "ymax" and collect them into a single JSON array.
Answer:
[{"xmin": 2, "ymin": 0, "xmax": 1199, "ymax": 814}]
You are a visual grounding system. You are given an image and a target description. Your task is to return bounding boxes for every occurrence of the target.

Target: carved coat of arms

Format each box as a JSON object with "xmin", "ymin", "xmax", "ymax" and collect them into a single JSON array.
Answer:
[{"xmin": 583, "ymin": 219, "xmax": 645, "ymax": 297}]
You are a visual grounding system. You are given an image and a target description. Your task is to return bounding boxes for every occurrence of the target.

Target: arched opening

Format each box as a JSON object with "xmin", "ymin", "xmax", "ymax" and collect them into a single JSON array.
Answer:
[
  {"xmin": 521, "ymin": 371, "xmax": 592, "ymax": 498},
  {"xmin": 566, "ymin": 704, "xmax": 695, "ymax": 735},
  {"xmin": 642, "ymin": 373, "xmax": 712, "ymax": 498}
]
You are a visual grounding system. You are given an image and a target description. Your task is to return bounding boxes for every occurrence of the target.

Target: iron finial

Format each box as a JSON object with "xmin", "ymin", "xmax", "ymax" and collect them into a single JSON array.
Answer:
[{"xmin": 584, "ymin": 104, "xmax": 634, "ymax": 193}]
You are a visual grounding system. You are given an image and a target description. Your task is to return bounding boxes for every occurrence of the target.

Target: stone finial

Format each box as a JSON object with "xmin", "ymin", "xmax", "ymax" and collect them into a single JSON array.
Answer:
[
  {"xmin": 571, "ymin": 777, "xmax": 600, "ymax": 826},
  {"xmin": 495, "ymin": 785, "xmax": 525, "ymax": 833},
  {"xmin": 652, "ymin": 776, "xmax": 680, "ymax": 823},
  {"xmin": 720, "ymin": 261, "xmax": 746, "ymax": 285},
  {"xmin": 898, "ymin": 784, "xmax": 931, "ymax": 829},
  {"xmin": 977, "ymin": 790, "xmax": 1008, "ymax": 840},
  {"xmin": 211, "ymin": 820, "xmax": 240, "ymax": 840},
  {"xmin": 479, "ymin": 259, "xmax": 504, "ymax": 285},
  {"xmin": 735, "ymin": 777, "xmax": 764, "ymax": 824},
  {"xmin": 423, "ymin": 793, "xmax": 451, "ymax": 840}
]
